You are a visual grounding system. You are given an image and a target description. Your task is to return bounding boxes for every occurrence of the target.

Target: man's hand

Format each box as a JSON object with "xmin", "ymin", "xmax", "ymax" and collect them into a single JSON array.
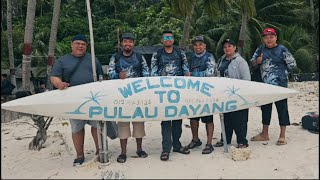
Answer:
[
  {"xmin": 57, "ymin": 82, "xmax": 70, "ymax": 90},
  {"xmin": 185, "ymin": 72, "xmax": 191, "ymax": 76},
  {"xmin": 119, "ymin": 70, "xmax": 126, "ymax": 79},
  {"xmin": 256, "ymin": 53, "xmax": 263, "ymax": 64}
]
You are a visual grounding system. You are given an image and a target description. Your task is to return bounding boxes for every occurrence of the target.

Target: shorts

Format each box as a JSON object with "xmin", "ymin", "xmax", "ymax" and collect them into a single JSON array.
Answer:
[
  {"xmin": 70, "ymin": 119, "xmax": 98, "ymax": 133},
  {"xmin": 118, "ymin": 122, "xmax": 145, "ymax": 139},
  {"xmin": 190, "ymin": 115, "xmax": 213, "ymax": 123}
]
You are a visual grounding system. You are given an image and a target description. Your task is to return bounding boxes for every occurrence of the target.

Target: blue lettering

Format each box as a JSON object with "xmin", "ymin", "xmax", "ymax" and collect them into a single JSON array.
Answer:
[
  {"xmin": 189, "ymin": 104, "xmax": 201, "ymax": 115},
  {"xmin": 200, "ymin": 83, "xmax": 214, "ymax": 97},
  {"xmin": 167, "ymin": 90, "xmax": 180, "ymax": 103},
  {"xmin": 200, "ymin": 104, "xmax": 210, "ymax": 115},
  {"xmin": 212, "ymin": 102, "xmax": 224, "ymax": 113},
  {"xmin": 165, "ymin": 106, "xmax": 177, "ymax": 118},
  {"xmin": 178, "ymin": 105, "xmax": 189, "ymax": 116},
  {"xmin": 118, "ymin": 107, "xmax": 131, "ymax": 119},
  {"xmin": 187, "ymin": 79, "xmax": 200, "ymax": 91},
  {"xmin": 226, "ymin": 100, "xmax": 237, "ymax": 111},
  {"xmin": 118, "ymin": 84, "xmax": 133, "ymax": 98},
  {"xmin": 154, "ymin": 91, "xmax": 166, "ymax": 103},
  {"xmin": 160, "ymin": 77, "xmax": 172, "ymax": 87},
  {"xmin": 174, "ymin": 78, "xmax": 186, "ymax": 89},
  {"xmin": 145, "ymin": 107, "xmax": 158, "ymax": 118},
  {"xmin": 132, "ymin": 79, "xmax": 147, "ymax": 94},
  {"xmin": 89, "ymin": 106, "xmax": 102, "ymax": 118},
  {"xmin": 132, "ymin": 107, "xmax": 144, "ymax": 118},
  {"xmin": 103, "ymin": 107, "xmax": 117, "ymax": 119},
  {"xmin": 146, "ymin": 78, "xmax": 160, "ymax": 89}
]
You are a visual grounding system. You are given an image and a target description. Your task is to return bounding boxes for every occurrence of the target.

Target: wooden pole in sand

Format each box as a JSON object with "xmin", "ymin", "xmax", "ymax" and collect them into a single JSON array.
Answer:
[{"xmin": 85, "ymin": 0, "xmax": 109, "ymax": 163}]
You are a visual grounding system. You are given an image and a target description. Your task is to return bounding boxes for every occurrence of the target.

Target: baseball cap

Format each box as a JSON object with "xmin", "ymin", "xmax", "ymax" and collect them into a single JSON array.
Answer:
[
  {"xmin": 121, "ymin": 33, "xmax": 136, "ymax": 40},
  {"xmin": 72, "ymin": 34, "xmax": 88, "ymax": 43},
  {"xmin": 223, "ymin": 38, "xmax": 236, "ymax": 46},
  {"xmin": 262, "ymin": 28, "xmax": 277, "ymax": 36},
  {"xmin": 192, "ymin": 36, "xmax": 205, "ymax": 44}
]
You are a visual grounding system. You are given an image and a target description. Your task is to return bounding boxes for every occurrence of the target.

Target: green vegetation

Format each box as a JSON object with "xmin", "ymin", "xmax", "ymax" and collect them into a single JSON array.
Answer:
[{"xmin": 1, "ymin": 0, "xmax": 319, "ymax": 73}]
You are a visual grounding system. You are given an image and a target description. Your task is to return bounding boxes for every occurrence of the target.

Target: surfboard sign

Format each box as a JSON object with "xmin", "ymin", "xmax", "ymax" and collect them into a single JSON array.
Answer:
[{"xmin": 1, "ymin": 76, "xmax": 298, "ymax": 122}]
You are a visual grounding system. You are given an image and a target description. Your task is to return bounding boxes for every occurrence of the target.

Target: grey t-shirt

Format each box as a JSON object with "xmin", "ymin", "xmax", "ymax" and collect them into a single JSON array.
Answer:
[{"xmin": 50, "ymin": 53, "xmax": 104, "ymax": 86}]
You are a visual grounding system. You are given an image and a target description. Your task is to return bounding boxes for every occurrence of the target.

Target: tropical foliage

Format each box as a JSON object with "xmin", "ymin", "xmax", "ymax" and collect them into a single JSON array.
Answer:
[{"xmin": 1, "ymin": 0, "xmax": 319, "ymax": 73}]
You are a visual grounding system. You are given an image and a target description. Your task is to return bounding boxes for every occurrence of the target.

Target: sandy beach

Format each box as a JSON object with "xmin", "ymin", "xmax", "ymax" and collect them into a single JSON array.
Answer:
[{"xmin": 1, "ymin": 81, "xmax": 319, "ymax": 179}]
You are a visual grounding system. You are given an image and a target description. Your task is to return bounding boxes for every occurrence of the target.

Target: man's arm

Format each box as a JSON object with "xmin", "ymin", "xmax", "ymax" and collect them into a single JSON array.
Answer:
[
  {"xmin": 150, "ymin": 52, "xmax": 159, "ymax": 76},
  {"xmin": 180, "ymin": 51, "xmax": 190, "ymax": 75},
  {"xmin": 141, "ymin": 55, "xmax": 150, "ymax": 77},
  {"xmin": 283, "ymin": 48, "xmax": 297, "ymax": 72},
  {"xmin": 50, "ymin": 59, "xmax": 69, "ymax": 90},
  {"xmin": 108, "ymin": 55, "xmax": 119, "ymax": 79},
  {"xmin": 250, "ymin": 46, "xmax": 263, "ymax": 67}
]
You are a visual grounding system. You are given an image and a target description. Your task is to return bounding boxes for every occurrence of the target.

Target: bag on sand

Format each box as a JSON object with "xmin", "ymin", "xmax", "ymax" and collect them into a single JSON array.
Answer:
[
  {"xmin": 106, "ymin": 121, "xmax": 118, "ymax": 140},
  {"xmin": 301, "ymin": 112, "xmax": 319, "ymax": 134}
]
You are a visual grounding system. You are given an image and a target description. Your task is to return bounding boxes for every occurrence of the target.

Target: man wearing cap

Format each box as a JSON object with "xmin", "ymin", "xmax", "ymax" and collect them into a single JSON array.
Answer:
[
  {"xmin": 108, "ymin": 32, "xmax": 149, "ymax": 163},
  {"xmin": 214, "ymin": 38, "xmax": 251, "ymax": 148},
  {"xmin": 50, "ymin": 34, "xmax": 104, "ymax": 165},
  {"xmin": 250, "ymin": 28, "xmax": 296, "ymax": 145},
  {"xmin": 150, "ymin": 30, "xmax": 191, "ymax": 161},
  {"xmin": 185, "ymin": 35, "xmax": 216, "ymax": 154}
]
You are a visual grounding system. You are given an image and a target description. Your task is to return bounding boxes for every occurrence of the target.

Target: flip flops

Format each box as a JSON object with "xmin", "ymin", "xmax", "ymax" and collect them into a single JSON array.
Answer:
[
  {"xmin": 186, "ymin": 139, "xmax": 202, "ymax": 149},
  {"xmin": 136, "ymin": 150, "xmax": 148, "ymax": 158},
  {"xmin": 237, "ymin": 144, "xmax": 249, "ymax": 148},
  {"xmin": 250, "ymin": 134, "xmax": 270, "ymax": 141},
  {"xmin": 202, "ymin": 144, "xmax": 214, "ymax": 154},
  {"xmin": 73, "ymin": 157, "xmax": 85, "ymax": 166},
  {"xmin": 276, "ymin": 137, "xmax": 287, "ymax": 145},
  {"xmin": 173, "ymin": 147, "xmax": 190, "ymax": 154},
  {"xmin": 160, "ymin": 152, "xmax": 170, "ymax": 161},
  {"xmin": 117, "ymin": 154, "xmax": 127, "ymax": 163}
]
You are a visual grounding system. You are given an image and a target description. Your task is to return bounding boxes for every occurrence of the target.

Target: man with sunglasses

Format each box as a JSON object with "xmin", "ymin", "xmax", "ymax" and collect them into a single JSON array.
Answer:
[{"xmin": 150, "ymin": 30, "xmax": 191, "ymax": 161}]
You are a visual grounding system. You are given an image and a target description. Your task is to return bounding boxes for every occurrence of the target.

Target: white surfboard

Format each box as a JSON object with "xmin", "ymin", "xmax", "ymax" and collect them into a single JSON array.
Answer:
[{"xmin": 1, "ymin": 76, "xmax": 298, "ymax": 122}]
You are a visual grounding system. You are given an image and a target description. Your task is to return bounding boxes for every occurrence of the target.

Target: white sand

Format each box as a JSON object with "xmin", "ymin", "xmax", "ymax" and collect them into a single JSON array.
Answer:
[{"xmin": 1, "ymin": 81, "xmax": 319, "ymax": 179}]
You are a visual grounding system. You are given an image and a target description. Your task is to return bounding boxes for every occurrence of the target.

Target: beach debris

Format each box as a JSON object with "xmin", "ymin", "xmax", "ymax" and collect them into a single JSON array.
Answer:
[
  {"xmin": 229, "ymin": 146, "xmax": 251, "ymax": 161},
  {"xmin": 262, "ymin": 142, "xmax": 268, "ymax": 145},
  {"xmin": 101, "ymin": 170, "xmax": 125, "ymax": 179}
]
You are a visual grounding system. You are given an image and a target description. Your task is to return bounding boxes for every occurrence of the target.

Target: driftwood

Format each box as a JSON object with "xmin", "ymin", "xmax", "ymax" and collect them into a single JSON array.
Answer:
[{"xmin": 29, "ymin": 115, "xmax": 53, "ymax": 151}]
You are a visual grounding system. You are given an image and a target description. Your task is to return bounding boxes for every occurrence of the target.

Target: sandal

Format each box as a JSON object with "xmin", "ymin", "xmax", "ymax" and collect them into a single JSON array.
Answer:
[
  {"xmin": 202, "ymin": 144, "xmax": 214, "ymax": 154},
  {"xmin": 250, "ymin": 134, "xmax": 270, "ymax": 141},
  {"xmin": 117, "ymin": 154, "xmax": 127, "ymax": 163},
  {"xmin": 160, "ymin": 152, "xmax": 169, "ymax": 161},
  {"xmin": 213, "ymin": 141, "xmax": 224, "ymax": 147},
  {"xmin": 173, "ymin": 147, "xmax": 190, "ymax": 154},
  {"xmin": 73, "ymin": 157, "xmax": 85, "ymax": 166},
  {"xmin": 186, "ymin": 139, "xmax": 202, "ymax": 149},
  {"xmin": 136, "ymin": 150, "xmax": 148, "ymax": 158},
  {"xmin": 276, "ymin": 137, "xmax": 287, "ymax": 145},
  {"xmin": 237, "ymin": 144, "xmax": 249, "ymax": 148}
]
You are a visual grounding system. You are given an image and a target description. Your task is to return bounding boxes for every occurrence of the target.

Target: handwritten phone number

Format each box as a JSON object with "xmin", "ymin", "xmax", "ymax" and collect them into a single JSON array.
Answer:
[{"xmin": 113, "ymin": 99, "xmax": 152, "ymax": 106}]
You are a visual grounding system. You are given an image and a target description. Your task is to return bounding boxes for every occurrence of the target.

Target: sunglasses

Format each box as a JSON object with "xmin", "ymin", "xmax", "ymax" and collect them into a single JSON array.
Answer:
[{"xmin": 163, "ymin": 36, "xmax": 173, "ymax": 41}]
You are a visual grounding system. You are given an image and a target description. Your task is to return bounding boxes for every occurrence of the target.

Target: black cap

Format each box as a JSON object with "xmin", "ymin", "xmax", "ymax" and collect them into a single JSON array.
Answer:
[
  {"xmin": 192, "ymin": 35, "xmax": 205, "ymax": 44},
  {"xmin": 72, "ymin": 34, "xmax": 88, "ymax": 43},
  {"xmin": 223, "ymin": 38, "xmax": 236, "ymax": 46},
  {"xmin": 121, "ymin": 33, "xmax": 135, "ymax": 40},
  {"xmin": 162, "ymin": 30, "xmax": 174, "ymax": 36}
]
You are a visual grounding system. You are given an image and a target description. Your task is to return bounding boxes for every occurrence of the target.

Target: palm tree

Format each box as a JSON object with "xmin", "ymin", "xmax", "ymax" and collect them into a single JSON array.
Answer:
[
  {"xmin": 7, "ymin": 0, "xmax": 16, "ymax": 87},
  {"xmin": 22, "ymin": 0, "xmax": 37, "ymax": 91},
  {"xmin": 47, "ymin": 0, "xmax": 61, "ymax": 90}
]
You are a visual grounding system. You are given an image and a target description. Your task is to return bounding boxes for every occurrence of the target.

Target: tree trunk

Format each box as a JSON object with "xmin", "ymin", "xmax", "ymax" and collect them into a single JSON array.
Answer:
[
  {"xmin": 22, "ymin": 0, "xmax": 37, "ymax": 91},
  {"xmin": 238, "ymin": 11, "xmax": 248, "ymax": 56},
  {"xmin": 7, "ymin": 0, "xmax": 17, "ymax": 87},
  {"xmin": 47, "ymin": 0, "xmax": 61, "ymax": 90},
  {"xmin": 179, "ymin": 0, "xmax": 196, "ymax": 50}
]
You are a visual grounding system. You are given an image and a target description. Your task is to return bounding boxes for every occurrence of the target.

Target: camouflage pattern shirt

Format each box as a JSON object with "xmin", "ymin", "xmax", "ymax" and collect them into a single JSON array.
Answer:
[{"xmin": 251, "ymin": 44, "xmax": 296, "ymax": 87}]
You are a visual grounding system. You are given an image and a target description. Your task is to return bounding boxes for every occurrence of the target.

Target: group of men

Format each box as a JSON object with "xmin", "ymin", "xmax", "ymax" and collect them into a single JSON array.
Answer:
[{"xmin": 49, "ymin": 28, "xmax": 296, "ymax": 165}]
